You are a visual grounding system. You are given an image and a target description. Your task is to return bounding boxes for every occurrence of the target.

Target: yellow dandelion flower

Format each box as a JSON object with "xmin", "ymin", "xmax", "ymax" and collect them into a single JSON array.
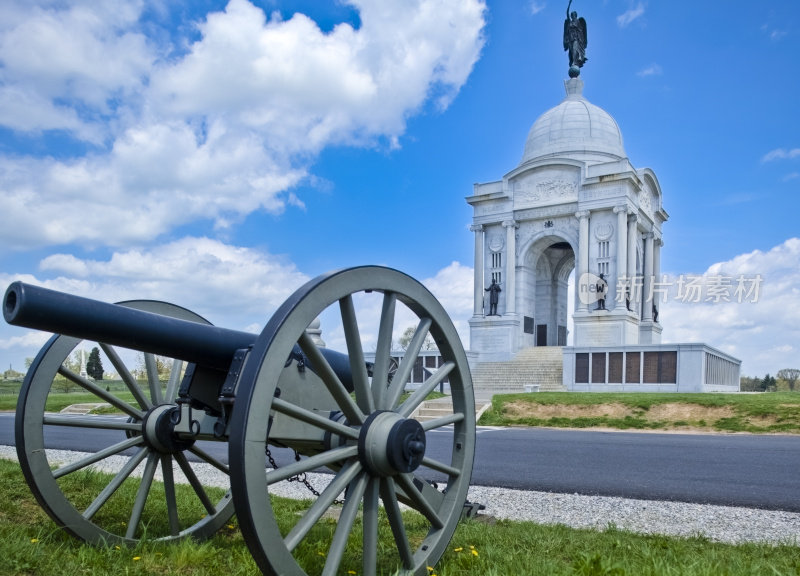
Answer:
[
  {"xmin": 132, "ymin": 556, "xmax": 141, "ymax": 561},
  {"xmin": 471, "ymin": 549, "xmax": 479, "ymax": 557},
  {"xmin": 454, "ymin": 547, "xmax": 463, "ymax": 552},
  {"xmin": 228, "ymin": 524, "xmax": 235, "ymax": 529},
  {"xmin": 347, "ymin": 571, "xmax": 357, "ymax": 575},
  {"xmin": 427, "ymin": 568, "xmax": 435, "ymax": 573},
  {"xmin": 30, "ymin": 538, "xmax": 39, "ymax": 544},
  {"xmin": 318, "ymin": 552, "xmax": 326, "ymax": 557}
]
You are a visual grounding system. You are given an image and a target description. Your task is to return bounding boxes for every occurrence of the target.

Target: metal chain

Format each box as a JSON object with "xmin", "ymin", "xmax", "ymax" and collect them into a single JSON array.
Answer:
[{"xmin": 266, "ymin": 446, "xmax": 343, "ymax": 505}]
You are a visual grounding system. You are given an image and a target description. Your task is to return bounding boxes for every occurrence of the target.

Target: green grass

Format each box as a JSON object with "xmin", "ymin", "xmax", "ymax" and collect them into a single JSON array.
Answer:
[
  {"xmin": 1, "ymin": 459, "xmax": 799, "ymax": 576},
  {"xmin": 479, "ymin": 392, "xmax": 800, "ymax": 434}
]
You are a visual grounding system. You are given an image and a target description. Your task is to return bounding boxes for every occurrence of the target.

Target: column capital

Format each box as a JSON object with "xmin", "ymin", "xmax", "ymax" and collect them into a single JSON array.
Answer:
[
  {"xmin": 469, "ymin": 224, "xmax": 484, "ymax": 233},
  {"xmin": 502, "ymin": 219, "xmax": 518, "ymax": 229},
  {"xmin": 642, "ymin": 231, "xmax": 654, "ymax": 240},
  {"xmin": 575, "ymin": 210, "xmax": 591, "ymax": 220},
  {"xmin": 613, "ymin": 204, "xmax": 629, "ymax": 215}
]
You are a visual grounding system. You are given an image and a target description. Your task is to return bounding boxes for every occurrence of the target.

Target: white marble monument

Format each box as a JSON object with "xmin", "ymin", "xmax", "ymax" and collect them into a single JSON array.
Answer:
[{"xmin": 467, "ymin": 76, "xmax": 668, "ymax": 362}]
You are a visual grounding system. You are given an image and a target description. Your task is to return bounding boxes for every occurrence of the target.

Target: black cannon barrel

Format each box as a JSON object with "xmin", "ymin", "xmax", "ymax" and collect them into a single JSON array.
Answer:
[
  {"xmin": 3, "ymin": 282, "xmax": 354, "ymax": 384},
  {"xmin": 4, "ymin": 281, "xmax": 256, "ymax": 372}
]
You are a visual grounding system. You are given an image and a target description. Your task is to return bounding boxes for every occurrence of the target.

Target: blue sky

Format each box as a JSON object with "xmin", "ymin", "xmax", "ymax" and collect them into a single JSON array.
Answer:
[{"xmin": 1, "ymin": 0, "xmax": 798, "ymax": 378}]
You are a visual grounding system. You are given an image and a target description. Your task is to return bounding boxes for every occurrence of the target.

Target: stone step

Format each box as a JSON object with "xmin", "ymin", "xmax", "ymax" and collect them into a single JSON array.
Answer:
[
  {"xmin": 412, "ymin": 397, "xmax": 491, "ymax": 423},
  {"xmin": 472, "ymin": 346, "xmax": 566, "ymax": 396}
]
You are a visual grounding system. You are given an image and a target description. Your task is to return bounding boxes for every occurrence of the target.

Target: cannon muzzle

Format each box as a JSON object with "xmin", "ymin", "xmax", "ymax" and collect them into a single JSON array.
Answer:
[{"xmin": 3, "ymin": 281, "xmax": 353, "ymax": 380}]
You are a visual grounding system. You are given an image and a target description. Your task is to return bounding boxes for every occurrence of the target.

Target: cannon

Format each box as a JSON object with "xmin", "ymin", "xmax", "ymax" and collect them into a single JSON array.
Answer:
[{"xmin": 3, "ymin": 266, "xmax": 475, "ymax": 576}]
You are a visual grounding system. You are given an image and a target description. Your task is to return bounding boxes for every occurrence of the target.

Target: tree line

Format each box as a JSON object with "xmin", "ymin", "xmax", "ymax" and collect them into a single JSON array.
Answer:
[{"xmin": 741, "ymin": 369, "xmax": 800, "ymax": 392}]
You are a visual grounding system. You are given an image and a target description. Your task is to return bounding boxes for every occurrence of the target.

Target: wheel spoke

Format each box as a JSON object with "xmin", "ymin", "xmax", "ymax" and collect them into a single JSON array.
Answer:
[
  {"xmin": 57, "ymin": 365, "xmax": 144, "ymax": 419},
  {"xmin": 395, "ymin": 474, "xmax": 444, "ymax": 529},
  {"xmin": 144, "ymin": 353, "xmax": 163, "ymax": 405},
  {"xmin": 385, "ymin": 317, "xmax": 432, "ymax": 410},
  {"xmin": 52, "ymin": 436, "xmax": 144, "ymax": 479},
  {"xmin": 298, "ymin": 332, "xmax": 365, "ymax": 425},
  {"xmin": 101, "ymin": 343, "xmax": 152, "ymax": 411},
  {"xmin": 188, "ymin": 445, "xmax": 230, "ymax": 475},
  {"xmin": 266, "ymin": 445, "xmax": 358, "ymax": 485},
  {"xmin": 380, "ymin": 477, "xmax": 414, "ymax": 569},
  {"xmin": 362, "ymin": 477, "xmax": 380, "ymax": 576},
  {"xmin": 339, "ymin": 295, "xmax": 375, "ymax": 414},
  {"xmin": 371, "ymin": 292, "xmax": 396, "ymax": 409},
  {"xmin": 421, "ymin": 456, "xmax": 461, "ymax": 478},
  {"xmin": 284, "ymin": 460, "xmax": 362, "ymax": 552},
  {"xmin": 271, "ymin": 397, "xmax": 360, "ymax": 441},
  {"xmin": 421, "ymin": 411, "xmax": 464, "ymax": 432},
  {"xmin": 161, "ymin": 456, "xmax": 181, "ymax": 537},
  {"xmin": 126, "ymin": 452, "xmax": 159, "ymax": 539},
  {"xmin": 175, "ymin": 452, "xmax": 216, "ymax": 515},
  {"xmin": 83, "ymin": 447, "xmax": 148, "ymax": 520},
  {"xmin": 398, "ymin": 361, "xmax": 455, "ymax": 418},
  {"xmin": 165, "ymin": 359, "xmax": 184, "ymax": 402},
  {"xmin": 323, "ymin": 471, "xmax": 368, "ymax": 576},
  {"xmin": 43, "ymin": 414, "xmax": 143, "ymax": 432}
]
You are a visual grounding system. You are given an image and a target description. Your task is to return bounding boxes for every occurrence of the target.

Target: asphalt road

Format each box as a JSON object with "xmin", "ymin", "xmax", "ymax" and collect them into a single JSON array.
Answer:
[{"xmin": 2, "ymin": 412, "xmax": 799, "ymax": 511}]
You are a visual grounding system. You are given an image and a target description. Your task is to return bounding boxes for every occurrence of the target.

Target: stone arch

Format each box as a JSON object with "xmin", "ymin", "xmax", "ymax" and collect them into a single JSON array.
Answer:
[{"xmin": 520, "ymin": 233, "xmax": 577, "ymax": 346}]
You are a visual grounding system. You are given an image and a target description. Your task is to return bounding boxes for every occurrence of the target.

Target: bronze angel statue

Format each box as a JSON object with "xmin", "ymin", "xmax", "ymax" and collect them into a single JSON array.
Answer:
[{"xmin": 563, "ymin": 0, "xmax": 587, "ymax": 72}]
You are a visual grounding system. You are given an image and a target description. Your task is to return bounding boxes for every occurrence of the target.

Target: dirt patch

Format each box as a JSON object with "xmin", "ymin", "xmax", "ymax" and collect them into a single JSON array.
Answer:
[
  {"xmin": 503, "ymin": 401, "xmax": 635, "ymax": 420},
  {"xmin": 643, "ymin": 403, "xmax": 735, "ymax": 424}
]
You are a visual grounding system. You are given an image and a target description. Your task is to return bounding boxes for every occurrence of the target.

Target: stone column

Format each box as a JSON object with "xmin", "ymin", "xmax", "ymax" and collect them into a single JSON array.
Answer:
[
  {"xmin": 503, "ymin": 219, "xmax": 518, "ymax": 314},
  {"xmin": 614, "ymin": 205, "xmax": 628, "ymax": 310},
  {"xmin": 471, "ymin": 224, "xmax": 484, "ymax": 316},
  {"xmin": 576, "ymin": 210, "xmax": 590, "ymax": 311},
  {"xmin": 627, "ymin": 215, "xmax": 638, "ymax": 312},
  {"xmin": 642, "ymin": 232, "xmax": 654, "ymax": 322},
  {"xmin": 653, "ymin": 236, "xmax": 662, "ymax": 322}
]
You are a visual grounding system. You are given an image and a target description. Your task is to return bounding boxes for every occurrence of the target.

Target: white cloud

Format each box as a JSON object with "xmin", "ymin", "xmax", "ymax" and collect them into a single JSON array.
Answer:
[
  {"xmin": 529, "ymin": 2, "xmax": 546, "ymax": 15},
  {"xmin": 617, "ymin": 3, "xmax": 645, "ymax": 28},
  {"xmin": 762, "ymin": 148, "xmax": 800, "ymax": 162},
  {"xmin": 0, "ymin": 0, "xmax": 487, "ymax": 249},
  {"xmin": 422, "ymin": 261, "xmax": 475, "ymax": 347},
  {"xmin": 661, "ymin": 238, "xmax": 800, "ymax": 376},
  {"xmin": 637, "ymin": 63, "xmax": 662, "ymax": 77}
]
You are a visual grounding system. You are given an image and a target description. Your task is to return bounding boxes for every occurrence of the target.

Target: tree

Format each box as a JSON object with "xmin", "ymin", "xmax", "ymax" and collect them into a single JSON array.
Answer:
[
  {"xmin": 739, "ymin": 375, "xmax": 763, "ymax": 392},
  {"xmin": 397, "ymin": 326, "xmax": 437, "ymax": 352},
  {"xmin": 53, "ymin": 350, "xmax": 82, "ymax": 393},
  {"xmin": 86, "ymin": 347, "xmax": 104, "ymax": 381},
  {"xmin": 761, "ymin": 373, "xmax": 777, "ymax": 392},
  {"xmin": 777, "ymin": 368, "xmax": 800, "ymax": 391}
]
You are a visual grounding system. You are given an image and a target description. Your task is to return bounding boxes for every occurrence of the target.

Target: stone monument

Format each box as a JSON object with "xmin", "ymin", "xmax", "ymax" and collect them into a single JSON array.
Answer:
[{"xmin": 465, "ymin": 4, "xmax": 740, "ymax": 393}]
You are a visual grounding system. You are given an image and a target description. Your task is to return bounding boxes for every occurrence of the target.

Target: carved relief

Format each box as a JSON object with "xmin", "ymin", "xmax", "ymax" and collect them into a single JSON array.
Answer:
[
  {"xmin": 514, "ymin": 176, "xmax": 578, "ymax": 207},
  {"xmin": 594, "ymin": 222, "xmax": 614, "ymax": 241},
  {"xmin": 488, "ymin": 233, "xmax": 505, "ymax": 253},
  {"xmin": 639, "ymin": 189, "xmax": 652, "ymax": 217}
]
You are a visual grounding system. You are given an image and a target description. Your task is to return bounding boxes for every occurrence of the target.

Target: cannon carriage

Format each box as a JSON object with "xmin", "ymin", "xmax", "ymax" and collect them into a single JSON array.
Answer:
[{"xmin": 4, "ymin": 266, "xmax": 476, "ymax": 576}]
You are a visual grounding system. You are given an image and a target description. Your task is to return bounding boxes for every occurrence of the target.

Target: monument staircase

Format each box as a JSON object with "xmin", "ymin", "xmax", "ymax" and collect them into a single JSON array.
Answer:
[{"xmin": 413, "ymin": 346, "xmax": 566, "ymax": 423}]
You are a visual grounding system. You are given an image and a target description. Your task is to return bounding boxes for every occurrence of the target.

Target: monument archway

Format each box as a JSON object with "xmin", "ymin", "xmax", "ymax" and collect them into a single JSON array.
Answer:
[{"xmin": 522, "ymin": 236, "xmax": 575, "ymax": 347}]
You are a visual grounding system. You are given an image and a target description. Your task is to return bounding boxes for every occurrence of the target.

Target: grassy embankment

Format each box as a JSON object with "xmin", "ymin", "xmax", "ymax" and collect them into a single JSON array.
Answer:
[
  {"xmin": 1, "ymin": 459, "xmax": 799, "ymax": 576},
  {"xmin": 479, "ymin": 392, "xmax": 800, "ymax": 434}
]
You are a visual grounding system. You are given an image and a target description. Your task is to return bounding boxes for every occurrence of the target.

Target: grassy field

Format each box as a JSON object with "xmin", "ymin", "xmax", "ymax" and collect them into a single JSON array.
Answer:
[
  {"xmin": 478, "ymin": 392, "xmax": 800, "ymax": 434},
  {"xmin": 1, "ymin": 459, "xmax": 799, "ymax": 576}
]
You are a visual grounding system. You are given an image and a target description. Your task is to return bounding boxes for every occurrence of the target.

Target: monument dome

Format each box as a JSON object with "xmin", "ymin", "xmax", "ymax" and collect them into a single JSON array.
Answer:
[{"xmin": 521, "ymin": 77, "xmax": 625, "ymax": 164}]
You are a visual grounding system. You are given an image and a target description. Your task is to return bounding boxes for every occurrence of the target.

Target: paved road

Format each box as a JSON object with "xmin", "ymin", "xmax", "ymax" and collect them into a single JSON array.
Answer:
[{"xmin": 2, "ymin": 412, "xmax": 799, "ymax": 511}]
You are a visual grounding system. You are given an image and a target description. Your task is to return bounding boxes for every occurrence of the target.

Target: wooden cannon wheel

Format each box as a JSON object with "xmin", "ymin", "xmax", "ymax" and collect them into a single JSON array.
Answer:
[
  {"xmin": 229, "ymin": 266, "xmax": 476, "ymax": 576},
  {"xmin": 15, "ymin": 300, "xmax": 236, "ymax": 545}
]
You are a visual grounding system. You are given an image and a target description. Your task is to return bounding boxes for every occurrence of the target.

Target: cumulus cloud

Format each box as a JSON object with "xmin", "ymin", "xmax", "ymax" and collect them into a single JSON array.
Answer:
[
  {"xmin": 762, "ymin": 148, "xmax": 800, "ymax": 162},
  {"xmin": 617, "ymin": 3, "xmax": 645, "ymax": 28},
  {"xmin": 660, "ymin": 238, "xmax": 800, "ymax": 376},
  {"xmin": 0, "ymin": 0, "xmax": 487, "ymax": 249}
]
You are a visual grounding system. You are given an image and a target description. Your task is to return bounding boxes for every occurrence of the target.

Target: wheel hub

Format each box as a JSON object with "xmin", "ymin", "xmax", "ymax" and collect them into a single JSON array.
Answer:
[
  {"xmin": 142, "ymin": 404, "xmax": 195, "ymax": 454},
  {"xmin": 358, "ymin": 411, "xmax": 427, "ymax": 477}
]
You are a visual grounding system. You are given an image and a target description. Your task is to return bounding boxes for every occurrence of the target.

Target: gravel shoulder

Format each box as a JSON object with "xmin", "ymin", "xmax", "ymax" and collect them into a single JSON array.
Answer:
[{"xmin": 2, "ymin": 444, "xmax": 798, "ymax": 546}]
